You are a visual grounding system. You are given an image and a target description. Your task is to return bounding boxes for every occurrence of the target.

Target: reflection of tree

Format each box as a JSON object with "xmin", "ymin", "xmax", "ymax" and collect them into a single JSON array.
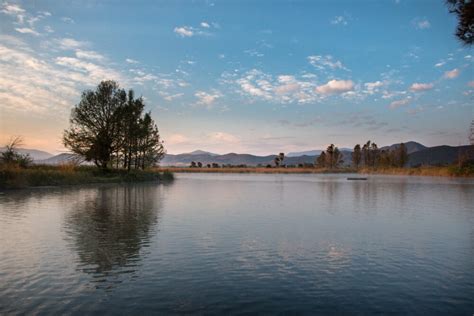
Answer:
[{"xmin": 63, "ymin": 184, "xmax": 164, "ymax": 283}]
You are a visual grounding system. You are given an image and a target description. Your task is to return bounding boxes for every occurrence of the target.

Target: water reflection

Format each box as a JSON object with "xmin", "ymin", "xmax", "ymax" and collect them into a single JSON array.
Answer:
[{"xmin": 63, "ymin": 184, "xmax": 165, "ymax": 287}]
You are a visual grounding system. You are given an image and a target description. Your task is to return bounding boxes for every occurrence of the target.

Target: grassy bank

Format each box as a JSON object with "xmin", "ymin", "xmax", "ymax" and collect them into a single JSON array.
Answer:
[
  {"xmin": 0, "ymin": 164, "xmax": 174, "ymax": 190},
  {"xmin": 158, "ymin": 165, "xmax": 474, "ymax": 177},
  {"xmin": 159, "ymin": 167, "xmax": 356, "ymax": 174},
  {"xmin": 358, "ymin": 165, "xmax": 474, "ymax": 177}
]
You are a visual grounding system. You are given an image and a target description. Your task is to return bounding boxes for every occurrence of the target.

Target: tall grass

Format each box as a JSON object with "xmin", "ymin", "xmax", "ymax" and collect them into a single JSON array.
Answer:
[
  {"xmin": 358, "ymin": 166, "xmax": 474, "ymax": 177},
  {"xmin": 157, "ymin": 167, "xmax": 356, "ymax": 174},
  {"xmin": 0, "ymin": 163, "xmax": 174, "ymax": 190}
]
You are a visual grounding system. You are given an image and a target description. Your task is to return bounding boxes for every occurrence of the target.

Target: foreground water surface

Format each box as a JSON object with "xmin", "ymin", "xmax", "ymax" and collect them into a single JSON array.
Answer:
[{"xmin": 1, "ymin": 173, "xmax": 473, "ymax": 314}]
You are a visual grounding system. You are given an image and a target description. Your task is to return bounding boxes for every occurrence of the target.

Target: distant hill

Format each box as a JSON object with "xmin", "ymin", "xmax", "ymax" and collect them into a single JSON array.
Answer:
[
  {"xmin": 35, "ymin": 153, "xmax": 86, "ymax": 165},
  {"xmin": 381, "ymin": 141, "xmax": 427, "ymax": 154},
  {"xmin": 0, "ymin": 147, "xmax": 54, "ymax": 161},
  {"xmin": 287, "ymin": 147, "xmax": 352, "ymax": 157},
  {"xmin": 14, "ymin": 141, "xmax": 473, "ymax": 168},
  {"xmin": 407, "ymin": 145, "xmax": 473, "ymax": 167},
  {"xmin": 287, "ymin": 150, "xmax": 322, "ymax": 157},
  {"xmin": 184, "ymin": 150, "xmax": 219, "ymax": 156},
  {"xmin": 161, "ymin": 150, "xmax": 353, "ymax": 167}
]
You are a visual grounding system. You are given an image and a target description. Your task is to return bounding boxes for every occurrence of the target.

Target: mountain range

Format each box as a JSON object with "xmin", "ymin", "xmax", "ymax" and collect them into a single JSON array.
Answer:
[
  {"xmin": 0, "ymin": 147, "xmax": 54, "ymax": 161},
  {"xmin": 17, "ymin": 141, "xmax": 472, "ymax": 167}
]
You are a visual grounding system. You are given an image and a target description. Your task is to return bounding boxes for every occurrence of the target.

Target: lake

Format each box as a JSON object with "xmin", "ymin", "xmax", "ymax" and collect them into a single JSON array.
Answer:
[{"xmin": 1, "ymin": 173, "xmax": 473, "ymax": 314}]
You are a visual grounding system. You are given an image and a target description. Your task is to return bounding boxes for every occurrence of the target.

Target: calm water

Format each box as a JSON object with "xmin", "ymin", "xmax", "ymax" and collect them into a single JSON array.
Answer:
[{"xmin": 1, "ymin": 174, "xmax": 473, "ymax": 315}]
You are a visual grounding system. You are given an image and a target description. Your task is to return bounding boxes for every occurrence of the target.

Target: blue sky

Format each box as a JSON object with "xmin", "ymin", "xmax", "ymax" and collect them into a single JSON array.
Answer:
[{"xmin": 0, "ymin": 0, "xmax": 472, "ymax": 154}]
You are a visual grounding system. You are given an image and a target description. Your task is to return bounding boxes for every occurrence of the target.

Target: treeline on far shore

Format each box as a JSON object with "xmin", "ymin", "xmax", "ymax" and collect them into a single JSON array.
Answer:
[{"xmin": 184, "ymin": 141, "xmax": 474, "ymax": 176}]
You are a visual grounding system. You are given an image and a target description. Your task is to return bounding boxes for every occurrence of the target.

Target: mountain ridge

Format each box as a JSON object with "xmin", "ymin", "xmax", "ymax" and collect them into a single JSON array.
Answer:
[{"xmin": 19, "ymin": 141, "xmax": 474, "ymax": 167}]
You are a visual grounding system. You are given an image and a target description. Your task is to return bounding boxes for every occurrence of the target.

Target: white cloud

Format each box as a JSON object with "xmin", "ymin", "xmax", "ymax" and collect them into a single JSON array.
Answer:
[
  {"xmin": 331, "ymin": 15, "xmax": 348, "ymax": 25},
  {"xmin": 195, "ymin": 90, "xmax": 221, "ymax": 108},
  {"xmin": 209, "ymin": 132, "xmax": 240, "ymax": 143},
  {"xmin": 167, "ymin": 134, "xmax": 189, "ymax": 144},
  {"xmin": 162, "ymin": 92, "xmax": 184, "ymax": 101},
  {"xmin": 61, "ymin": 17, "xmax": 75, "ymax": 24},
  {"xmin": 200, "ymin": 21, "xmax": 210, "ymax": 28},
  {"xmin": 409, "ymin": 82, "xmax": 434, "ymax": 92},
  {"xmin": 307, "ymin": 55, "xmax": 348, "ymax": 71},
  {"xmin": 126, "ymin": 58, "xmax": 139, "ymax": 64},
  {"xmin": 58, "ymin": 38, "xmax": 87, "ymax": 50},
  {"xmin": 364, "ymin": 81, "xmax": 384, "ymax": 94},
  {"xmin": 1, "ymin": 3, "xmax": 25, "ymax": 23},
  {"xmin": 389, "ymin": 97, "xmax": 411, "ymax": 109},
  {"xmin": 55, "ymin": 56, "xmax": 123, "ymax": 84},
  {"xmin": 15, "ymin": 27, "xmax": 39, "ymax": 36},
  {"xmin": 444, "ymin": 68, "xmax": 460, "ymax": 79},
  {"xmin": 231, "ymin": 69, "xmax": 319, "ymax": 104},
  {"xmin": 434, "ymin": 61, "xmax": 445, "ymax": 67},
  {"xmin": 75, "ymin": 49, "xmax": 104, "ymax": 61},
  {"xmin": 1, "ymin": 3, "xmax": 25, "ymax": 15},
  {"xmin": 38, "ymin": 11, "xmax": 51, "ymax": 17},
  {"xmin": 315, "ymin": 79, "xmax": 354, "ymax": 94},
  {"xmin": 174, "ymin": 26, "xmax": 194, "ymax": 37},
  {"xmin": 44, "ymin": 25, "xmax": 54, "ymax": 33},
  {"xmin": 244, "ymin": 49, "xmax": 264, "ymax": 57},
  {"xmin": 0, "ymin": 44, "xmax": 80, "ymax": 114},
  {"xmin": 413, "ymin": 18, "xmax": 430, "ymax": 29}
]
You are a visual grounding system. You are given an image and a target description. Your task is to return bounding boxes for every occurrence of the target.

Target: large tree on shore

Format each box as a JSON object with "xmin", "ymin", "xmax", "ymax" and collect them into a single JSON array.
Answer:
[
  {"xmin": 64, "ymin": 81, "xmax": 164, "ymax": 171},
  {"xmin": 63, "ymin": 81, "xmax": 126, "ymax": 170}
]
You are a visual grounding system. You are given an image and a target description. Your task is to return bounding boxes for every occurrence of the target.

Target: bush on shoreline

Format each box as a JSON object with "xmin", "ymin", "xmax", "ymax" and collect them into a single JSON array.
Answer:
[{"xmin": 0, "ymin": 164, "xmax": 174, "ymax": 190}]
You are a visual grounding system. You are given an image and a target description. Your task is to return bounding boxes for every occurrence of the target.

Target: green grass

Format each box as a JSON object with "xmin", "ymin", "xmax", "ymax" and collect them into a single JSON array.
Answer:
[{"xmin": 0, "ymin": 164, "xmax": 174, "ymax": 190}]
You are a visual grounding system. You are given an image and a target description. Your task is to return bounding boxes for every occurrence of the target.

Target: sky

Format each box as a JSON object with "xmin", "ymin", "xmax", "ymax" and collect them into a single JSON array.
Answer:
[{"xmin": 0, "ymin": 0, "xmax": 473, "ymax": 155}]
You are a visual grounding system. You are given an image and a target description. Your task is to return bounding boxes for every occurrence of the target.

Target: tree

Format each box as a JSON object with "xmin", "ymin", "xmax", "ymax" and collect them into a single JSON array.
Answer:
[
  {"xmin": 324, "ymin": 144, "xmax": 343, "ymax": 169},
  {"xmin": 136, "ymin": 112, "xmax": 165, "ymax": 169},
  {"xmin": 64, "ymin": 81, "xmax": 165, "ymax": 171},
  {"xmin": 352, "ymin": 144, "xmax": 362, "ymax": 168},
  {"xmin": 370, "ymin": 142, "xmax": 379, "ymax": 167},
  {"xmin": 190, "ymin": 161, "xmax": 197, "ymax": 168},
  {"xmin": 316, "ymin": 151, "xmax": 326, "ymax": 168},
  {"xmin": 63, "ymin": 81, "xmax": 126, "ymax": 170},
  {"xmin": 274, "ymin": 152, "xmax": 285, "ymax": 167},
  {"xmin": 446, "ymin": 0, "xmax": 474, "ymax": 45},
  {"xmin": 0, "ymin": 136, "xmax": 32, "ymax": 168},
  {"xmin": 197, "ymin": 162, "xmax": 203, "ymax": 168},
  {"xmin": 362, "ymin": 141, "xmax": 371, "ymax": 166},
  {"xmin": 117, "ymin": 90, "xmax": 145, "ymax": 171},
  {"xmin": 397, "ymin": 143, "xmax": 408, "ymax": 167},
  {"xmin": 325, "ymin": 144, "xmax": 335, "ymax": 168},
  {"xmin": 333, "ymin": 147, "xmax": 343, "ymax": 168}
]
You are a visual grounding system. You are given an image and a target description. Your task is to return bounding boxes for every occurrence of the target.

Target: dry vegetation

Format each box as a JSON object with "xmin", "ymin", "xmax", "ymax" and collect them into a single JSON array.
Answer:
[
  {"xmin": 158, "ymin": 165, "xmax": 474, "ymax": 177},
  {"xmin": 160, "ymin": 167, "xmax": 354, "ymax": 174},
  {"xmin": 359, "ymin": 165, "xmax": 474, "ymax": 177},
  {"xmin": 0, "ymin": 164, "xmax": 174, "ymax": 190}
]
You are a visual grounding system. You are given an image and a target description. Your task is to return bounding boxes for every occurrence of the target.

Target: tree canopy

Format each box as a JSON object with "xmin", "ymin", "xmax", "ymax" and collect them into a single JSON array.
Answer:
[
  {"xmin": 447, "ymin": 0, "xmax": 474, "ymax": 45},
  {"xmin": 63, "ymin": 81, "xmax": 165, "ymax": 171}
]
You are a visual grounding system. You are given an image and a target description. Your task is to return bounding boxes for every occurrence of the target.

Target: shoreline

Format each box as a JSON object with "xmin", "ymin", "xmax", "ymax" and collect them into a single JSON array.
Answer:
[
  {"xmin": 158, "ymin": 166, "xmax": 474, "ymax": 177},
  {"xmin": 0, "ymin": 166, "xmax": 174, "ymax": 190}
]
